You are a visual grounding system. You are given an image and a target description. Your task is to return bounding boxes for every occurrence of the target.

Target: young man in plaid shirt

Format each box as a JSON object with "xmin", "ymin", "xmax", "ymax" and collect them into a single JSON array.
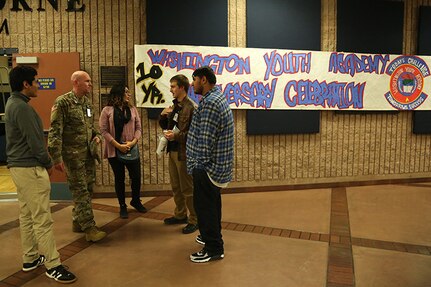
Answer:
[{"xmin": 187, "ymin": 66, "xmax": 234, "ymax": 263}]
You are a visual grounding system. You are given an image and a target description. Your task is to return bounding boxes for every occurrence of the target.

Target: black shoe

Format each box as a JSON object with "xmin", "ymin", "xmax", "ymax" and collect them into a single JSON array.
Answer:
[
  {"xmin": 190, "ymin": 248, "xmax": 224, "ymax": 263},
  {"xmin": 195, "ymin": 234, "xmax": 205, "ymax": 245},
  {"xmin": 182, "ymin": 223, "xmax": 198, "ymax": 234},
  {"xmin": 46, "ymin": 265, "xmax": 77, "ymax": 283},
  {"xmin": 22, "ymin": 255, "xmax": 46, "ymax": 272},
  {"xmin": 120, "ymin": 204, "xmax": 128, "ymax": 219},
  {"xmin": 164, "ymin": 216, "xmax": 188, "ymax": 225},
  {"xmin": 130, "ymin": 200, "xmax": 147, "ymax": 213}
]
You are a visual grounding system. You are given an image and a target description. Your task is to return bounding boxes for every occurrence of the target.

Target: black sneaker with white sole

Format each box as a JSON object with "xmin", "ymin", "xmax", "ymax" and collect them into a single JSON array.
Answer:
[
  {"xmin": 46, "ymin": 265, "xmax": 77, "ymax": 283},
  {"xmin": 190, "ymin": 248, "xmax": 224, "ymax": 263},
  {"xmin": 22, "ymin": 255, "xmax": 46, "ymax": 272},
  {"xmin": 195, "ymin": 234, "xmax": 205, "ymax": 245}
]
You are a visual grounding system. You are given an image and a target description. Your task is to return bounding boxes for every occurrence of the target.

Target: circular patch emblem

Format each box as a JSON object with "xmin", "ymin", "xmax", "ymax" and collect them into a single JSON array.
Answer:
[{"xmin": 385, "ymin": 56, "xmax": 429, "ymax": 110}]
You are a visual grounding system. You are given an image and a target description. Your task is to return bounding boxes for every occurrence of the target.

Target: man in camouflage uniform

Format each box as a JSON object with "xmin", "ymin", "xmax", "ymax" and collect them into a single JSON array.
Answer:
[{"xmin": 48, "ymin": 71, "xmax": 106, "ymax": 242}]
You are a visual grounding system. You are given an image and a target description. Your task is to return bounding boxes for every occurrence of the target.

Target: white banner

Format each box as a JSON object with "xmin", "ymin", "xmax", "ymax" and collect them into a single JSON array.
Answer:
[{"xmin": 134, "ymin": 44, "xmax": 431, "ymax": 111}]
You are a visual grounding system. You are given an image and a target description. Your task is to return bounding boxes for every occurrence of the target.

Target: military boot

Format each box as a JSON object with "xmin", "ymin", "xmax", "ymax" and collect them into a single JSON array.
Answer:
[
  {"xmin": 84, "ymin": 226, "xmax": 107, "ymax": 242},
  {"xmin": 72, "ymin": 221, "xmax": 83, "ymax": 233}
]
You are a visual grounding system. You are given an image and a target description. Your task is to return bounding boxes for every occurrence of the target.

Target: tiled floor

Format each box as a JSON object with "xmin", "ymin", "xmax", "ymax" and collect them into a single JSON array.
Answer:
[{"xmin": 0, "ymin": 184, "xmax": 430, "ymax": 287}]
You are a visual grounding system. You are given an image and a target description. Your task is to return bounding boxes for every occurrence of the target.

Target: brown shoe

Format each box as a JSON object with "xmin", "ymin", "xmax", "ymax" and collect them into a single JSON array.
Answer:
[
  {"xmin": 72, "ymin": 221, "xmax": 83, "ymax": 233},
  {"xmin": 84, "ymin": 226, "xmax": 107, "ymax": 242}
]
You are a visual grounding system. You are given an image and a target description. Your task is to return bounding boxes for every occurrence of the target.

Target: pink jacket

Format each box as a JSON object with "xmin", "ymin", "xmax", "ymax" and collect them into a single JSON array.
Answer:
[{"xmin": 99, "ymin": 106, "xmax": 142, "ymax": 159}]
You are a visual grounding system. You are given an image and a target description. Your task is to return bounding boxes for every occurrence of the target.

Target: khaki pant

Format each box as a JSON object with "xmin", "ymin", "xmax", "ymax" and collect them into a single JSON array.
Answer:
[
  {"xmin": 168, "ymin": 151, "xmax": 197, "ymax": 225},
  {"xmin": 10, "ymin": 166, "xmax": 61, "ymax": 269}
]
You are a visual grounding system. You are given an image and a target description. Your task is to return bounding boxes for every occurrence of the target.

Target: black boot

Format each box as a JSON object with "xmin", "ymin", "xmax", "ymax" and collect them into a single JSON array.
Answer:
[
  {"xmin": 130, "ymin": 200, "xmax": 147, "ymax": 213},
  {"xmin": 120, "ymin": 204, "xmax": 128, "ymax": 219}
]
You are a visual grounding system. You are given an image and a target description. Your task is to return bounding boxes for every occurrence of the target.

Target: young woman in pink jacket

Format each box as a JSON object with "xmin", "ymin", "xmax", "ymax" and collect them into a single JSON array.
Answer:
[{"xmin": 99, "ymin": 84, "xmax": 147, "ymax": 218}]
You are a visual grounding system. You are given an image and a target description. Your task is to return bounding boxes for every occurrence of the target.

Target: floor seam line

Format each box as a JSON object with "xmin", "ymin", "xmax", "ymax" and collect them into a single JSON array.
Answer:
[{"xmin": 326, "ymin": 187, "xmax": 355, "ymax": 287}]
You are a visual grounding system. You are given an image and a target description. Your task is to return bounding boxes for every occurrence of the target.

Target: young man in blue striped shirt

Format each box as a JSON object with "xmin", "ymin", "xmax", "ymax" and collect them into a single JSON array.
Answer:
[{"xmin": 187, "ymin": 66, "xmax": 234, "ymax": 263}]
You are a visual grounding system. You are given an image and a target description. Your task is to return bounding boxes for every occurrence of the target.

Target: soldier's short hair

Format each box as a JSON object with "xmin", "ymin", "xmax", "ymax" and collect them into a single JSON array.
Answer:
[{"xmin": 9, "ymin": 65, "xmax": 37, "ymax": 92}]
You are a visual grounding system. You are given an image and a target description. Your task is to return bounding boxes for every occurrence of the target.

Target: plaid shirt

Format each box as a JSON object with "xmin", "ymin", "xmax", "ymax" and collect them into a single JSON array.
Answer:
[{"xmin": 186, "ymin": 86, "xmax": 234, "ymax": 184}]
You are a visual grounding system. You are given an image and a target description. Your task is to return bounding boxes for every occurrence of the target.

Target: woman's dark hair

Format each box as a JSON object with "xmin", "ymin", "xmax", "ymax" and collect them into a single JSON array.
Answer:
[
  {"xmin": 107, "ymin": 83, "xmax": 132, "ymax": 107},
  {"xmin": 9, "ymin": 65, "xmax": 37, "ymax": 92}
]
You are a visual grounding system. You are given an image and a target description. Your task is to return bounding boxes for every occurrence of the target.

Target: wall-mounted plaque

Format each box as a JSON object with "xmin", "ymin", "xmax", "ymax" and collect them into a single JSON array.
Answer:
[
  {"xmin": 100, "ymin": 66, "xmax": 127, "ymax": 87},
  {"xmin": 38, "ymin": 78, "xmax": 56, "ymax": 90}
]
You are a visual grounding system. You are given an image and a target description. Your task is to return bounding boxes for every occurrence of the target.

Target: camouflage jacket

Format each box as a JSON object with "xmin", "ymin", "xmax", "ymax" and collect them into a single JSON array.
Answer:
[{"xmin": 48, "ymin": 91, "xmax": 101, "ymax": 164}]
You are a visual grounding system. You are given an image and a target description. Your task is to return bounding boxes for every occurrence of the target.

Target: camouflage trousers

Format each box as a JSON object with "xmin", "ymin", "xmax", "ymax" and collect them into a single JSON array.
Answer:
[{"xmin": 64, "ymin": 156, "xmax": 96, "ymax": 231}]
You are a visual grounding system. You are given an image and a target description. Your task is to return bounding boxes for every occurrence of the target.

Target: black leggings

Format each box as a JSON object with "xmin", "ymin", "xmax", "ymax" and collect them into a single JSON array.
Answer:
[{"xmin": 108, "ymin": 157, "xmax": 141, "ymax": 205}]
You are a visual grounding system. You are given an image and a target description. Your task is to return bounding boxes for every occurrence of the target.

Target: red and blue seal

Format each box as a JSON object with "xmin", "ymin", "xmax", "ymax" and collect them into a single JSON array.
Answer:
[{"xmin": 385, "ymin": 55, "xmax": 429, "ymax": 110}]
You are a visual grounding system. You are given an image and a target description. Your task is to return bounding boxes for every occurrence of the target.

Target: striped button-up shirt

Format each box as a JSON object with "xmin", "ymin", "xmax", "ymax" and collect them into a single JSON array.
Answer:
[{"xmin": 186, "ymin": 86, "xmax": 234, "ymax": 184}]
